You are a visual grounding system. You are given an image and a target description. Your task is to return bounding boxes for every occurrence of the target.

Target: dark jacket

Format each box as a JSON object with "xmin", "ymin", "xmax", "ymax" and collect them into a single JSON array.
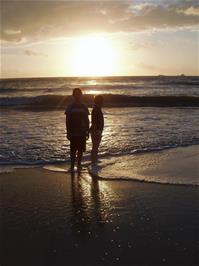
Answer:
[
  {"xmin": 65, "ymin": 102, "xmax": 89, "ymax": 136},
  {"xmin": 90, "ymin": 106, "xmax": 104, "ymax": 131}
]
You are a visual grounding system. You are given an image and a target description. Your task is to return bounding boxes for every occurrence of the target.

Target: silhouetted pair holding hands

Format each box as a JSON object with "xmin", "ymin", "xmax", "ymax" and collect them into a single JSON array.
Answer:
[{"xmin": 65, "ymin": 88, "xmax": 104, "ymax": 172}]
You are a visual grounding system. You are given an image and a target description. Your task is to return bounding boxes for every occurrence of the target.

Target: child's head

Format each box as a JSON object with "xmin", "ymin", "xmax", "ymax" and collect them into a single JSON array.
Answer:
[
  {"xmin": 94, "ymin": 95, "xmax": 103, "ymax": 107},
  {"xmin": 72, "ymin": 88, "xmax": 82, "ymax": 101}
]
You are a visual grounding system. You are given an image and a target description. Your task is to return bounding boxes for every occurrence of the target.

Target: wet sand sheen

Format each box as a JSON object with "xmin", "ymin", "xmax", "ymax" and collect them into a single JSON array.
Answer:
[{"xmin": 1, "ymin": 148, "xmax": 199, "ymax": 266}]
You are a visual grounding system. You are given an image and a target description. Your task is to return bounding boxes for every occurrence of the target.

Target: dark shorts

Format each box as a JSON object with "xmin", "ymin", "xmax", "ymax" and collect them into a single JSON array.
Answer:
[{"xmin": 70, "ymin": 136, "xmax": 86, "ymax": 152}]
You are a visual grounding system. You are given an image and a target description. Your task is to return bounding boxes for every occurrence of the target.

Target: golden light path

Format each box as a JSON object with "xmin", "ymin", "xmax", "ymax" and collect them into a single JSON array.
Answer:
[{"xmin": 71, "ymin": 35, "xmax": 117, "ymax": 77}]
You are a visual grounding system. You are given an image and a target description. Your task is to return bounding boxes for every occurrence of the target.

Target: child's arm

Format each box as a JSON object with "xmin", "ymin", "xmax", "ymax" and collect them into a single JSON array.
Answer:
[
  {"xmin": 91, "ymin": 109, "xmax": 98, "ymax": 130},
  {"xmin": 85, "ymin": 108, "xmax": 90, "ymax": 139}
]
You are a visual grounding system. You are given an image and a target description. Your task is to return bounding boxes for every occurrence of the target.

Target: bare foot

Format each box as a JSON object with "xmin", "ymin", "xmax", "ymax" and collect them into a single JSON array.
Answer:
[
  {"xmin": 67, "ymin": 167, "xmax": 74, "ymax": 173},
  {"xmin": 77, "ymin": 165, "xmax": 82, "ymax": 172}
]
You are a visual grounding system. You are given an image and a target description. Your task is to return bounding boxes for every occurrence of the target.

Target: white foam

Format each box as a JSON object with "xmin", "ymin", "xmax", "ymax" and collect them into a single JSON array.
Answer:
[
  {"xmin": 0, "ymin": 164, "xmax": 38, "ymax": 173},
  {"xmin": 43, "ymin": 165, "xmax": 68, "ymax": 172},
  {"xmin": 88, "ymin": 146, "xmax": 199, "ymax": 186},
  {"xmin": 0, "ymin": 166, "xmax": 14, "ymax": 173}
]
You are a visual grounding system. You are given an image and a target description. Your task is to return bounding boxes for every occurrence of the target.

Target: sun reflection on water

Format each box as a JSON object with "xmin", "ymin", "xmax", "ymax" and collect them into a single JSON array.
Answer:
[
  {"xmin": 85, "ymin": 89, "xmax": 101, "ymax": 95},
  {"xmin": 70, "ymin": 172, "xmax": 115, "ymax": 235},
  {"xmin": 86, "ymin": 80, "xmax": 97, "ymax": 85}
]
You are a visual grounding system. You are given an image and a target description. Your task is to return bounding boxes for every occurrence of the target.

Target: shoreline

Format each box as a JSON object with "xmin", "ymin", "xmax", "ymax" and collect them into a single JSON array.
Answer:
[{"xmin": 1, "ymin": 145, "xmax": 198, "ymax": 186}]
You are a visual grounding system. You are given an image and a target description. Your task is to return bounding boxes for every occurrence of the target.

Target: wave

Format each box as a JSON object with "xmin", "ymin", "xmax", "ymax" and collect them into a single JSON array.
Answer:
[
  {"xmin": 1, "ymin": 142, "xmax": 198, "ymax": 166},
  {"xmin": 0, "ymin": 79, "xmax": 198, "ymax": 95},
  {"xmin": 0, "ymin": 88, "xmax": 19, "ymax": 94},
  {"xmin": 0, "ymin": 94, "xmax": 199, "ymax": 109},
  {"xmin": 167, "ymin": 81, "xmax": 199, "ymax": 86},
  {"xmin": 0, "ymin": 87, "xmax": 70, "ymax": 94}
]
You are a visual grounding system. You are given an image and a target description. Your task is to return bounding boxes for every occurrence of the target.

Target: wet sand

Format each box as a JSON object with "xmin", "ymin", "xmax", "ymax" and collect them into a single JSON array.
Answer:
[{"xmin": 1, "ymin": 148, "xmax": 199, "ymax": 266}]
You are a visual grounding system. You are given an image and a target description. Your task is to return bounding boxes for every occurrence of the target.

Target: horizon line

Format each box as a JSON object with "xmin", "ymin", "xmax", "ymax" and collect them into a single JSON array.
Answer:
[{"xmin": 1, "ymin": 74, "xmax": 198, "ymax": 80}]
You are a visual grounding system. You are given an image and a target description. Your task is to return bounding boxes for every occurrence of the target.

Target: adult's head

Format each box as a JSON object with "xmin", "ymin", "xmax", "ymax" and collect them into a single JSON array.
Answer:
[
  {"xmin": 73, "ymin": 88, "xmax": 82, "ymax": 102},
  {"xmin": 94, "ymin": 95, "xmax": 103, "ymax": 107}
]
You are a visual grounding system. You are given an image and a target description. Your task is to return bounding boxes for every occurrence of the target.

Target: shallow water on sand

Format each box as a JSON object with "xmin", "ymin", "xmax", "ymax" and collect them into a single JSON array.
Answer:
[{"xmin": 0, "ymin": 107, "xmax": 199, "ymax": 165}]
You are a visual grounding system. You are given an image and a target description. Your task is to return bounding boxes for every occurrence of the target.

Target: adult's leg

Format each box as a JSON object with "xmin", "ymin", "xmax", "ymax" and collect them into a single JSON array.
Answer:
[
  {"xmin": 77, "ymin": 136, "xmax": 87, "ymax": 170},
  {"xmin": 70, "ymin": 149, "xmax": 76, "ymax": 170},
  {"xmin": 77, "ymin": 151, "xmax": 83, "ymax": 170}
]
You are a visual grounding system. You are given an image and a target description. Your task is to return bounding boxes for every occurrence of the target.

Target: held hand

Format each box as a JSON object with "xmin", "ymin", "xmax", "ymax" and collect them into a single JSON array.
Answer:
[
  {"xmin": 67, "ymin": 133, "xmax": 71, "ymax": 140},
  {"xmin": 86, "ymin": 132, "xmax": 89, "ymax": 140}
]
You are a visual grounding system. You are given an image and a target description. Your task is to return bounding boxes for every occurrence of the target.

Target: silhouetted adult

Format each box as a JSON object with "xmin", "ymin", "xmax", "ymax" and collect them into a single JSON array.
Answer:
[{"xmin": 65, "ymin": 88, "xmax": 89, "ymax": 172}]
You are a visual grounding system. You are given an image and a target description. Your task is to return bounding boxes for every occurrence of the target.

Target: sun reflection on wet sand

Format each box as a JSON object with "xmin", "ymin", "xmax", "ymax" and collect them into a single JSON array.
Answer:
[
  {"xmin": 68, "ymin": 171, "xmax": 128, "ymax": 263},
  {"xmin": 70, "ymin": 171, "xmax": 115, "ymax": 237}
]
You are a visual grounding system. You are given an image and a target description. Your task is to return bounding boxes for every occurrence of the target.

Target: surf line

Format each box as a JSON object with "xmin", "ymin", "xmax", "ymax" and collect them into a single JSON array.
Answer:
[
  {"xmin": 87, "ymin": 168, "xmax": 199, "ymax": 187},
  {"xmin": 42, "ymin": 165, "xmax": 198, "ymax": 187}
]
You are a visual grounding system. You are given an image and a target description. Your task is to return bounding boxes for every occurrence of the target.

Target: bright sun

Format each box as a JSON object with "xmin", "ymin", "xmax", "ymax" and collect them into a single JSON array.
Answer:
[{"xmin": 71, "ymin": 35, "xmax": 117, "ymax": 76}]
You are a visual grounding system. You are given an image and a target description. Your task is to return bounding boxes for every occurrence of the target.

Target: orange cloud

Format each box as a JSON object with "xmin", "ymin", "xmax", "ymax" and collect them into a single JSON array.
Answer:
[{"xmin": 1, "ymin": 1, "xmax": 198, "ymax": 43}]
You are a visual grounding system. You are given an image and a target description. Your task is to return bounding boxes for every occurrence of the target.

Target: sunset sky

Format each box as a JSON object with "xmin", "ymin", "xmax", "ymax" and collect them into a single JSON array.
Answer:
[{"xmin": 1, "ymin": 0, "xmax": 199, "ymax": 78}]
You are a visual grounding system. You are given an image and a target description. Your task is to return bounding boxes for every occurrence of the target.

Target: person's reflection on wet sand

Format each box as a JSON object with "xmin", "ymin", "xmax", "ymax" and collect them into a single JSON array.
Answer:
[
  {"xmin": 90, "ymin": 176, "xmax": 106, "ymax": 226},
  {"xmin": 70, "ymin": 172, "xmax": 89, "ymax": 235}
]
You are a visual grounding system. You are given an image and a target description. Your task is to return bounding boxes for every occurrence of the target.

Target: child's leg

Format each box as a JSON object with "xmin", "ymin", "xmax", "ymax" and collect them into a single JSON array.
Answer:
[
  {"xmin": 91, "ymin": 142, "xmax": 100, "ymax": 163},
  {"xmin": 91, "ymin": 131, "xmax": 102, "ymax": 163}
]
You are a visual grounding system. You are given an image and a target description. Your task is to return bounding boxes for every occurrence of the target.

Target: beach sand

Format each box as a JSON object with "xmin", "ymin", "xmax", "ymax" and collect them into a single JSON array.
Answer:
[{"xmin": 1, "ymin": 146, "xmax": 199, "ymax": 266}]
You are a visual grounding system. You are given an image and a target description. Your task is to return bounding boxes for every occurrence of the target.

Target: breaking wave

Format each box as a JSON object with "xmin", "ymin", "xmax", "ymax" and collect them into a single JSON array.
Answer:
[{"xmin": 0, "ymin": 94, "xmax": 199, "ymax": 109}]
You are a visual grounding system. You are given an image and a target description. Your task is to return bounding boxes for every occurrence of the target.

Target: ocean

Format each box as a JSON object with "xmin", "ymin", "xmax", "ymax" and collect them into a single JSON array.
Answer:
[{"xmin": 0, "ymin": 76, "xmax": 199, "ymax": 184}]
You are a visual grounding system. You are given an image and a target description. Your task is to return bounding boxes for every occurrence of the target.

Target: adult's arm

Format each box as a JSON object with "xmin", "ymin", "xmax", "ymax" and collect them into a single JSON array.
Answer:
[
  {"xmin": 65, "ymin": 107, "xmax": 71, "ymax": 140},
  {"xmin": 85, "ymin": 107, "xmax": 90, "ymax": 139}
]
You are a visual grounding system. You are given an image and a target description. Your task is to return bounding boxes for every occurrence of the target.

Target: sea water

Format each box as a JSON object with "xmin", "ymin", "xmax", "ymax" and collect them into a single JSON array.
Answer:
[{"xmin": 0, "ymin": 76, "xmax": 199, "ymax": 184}]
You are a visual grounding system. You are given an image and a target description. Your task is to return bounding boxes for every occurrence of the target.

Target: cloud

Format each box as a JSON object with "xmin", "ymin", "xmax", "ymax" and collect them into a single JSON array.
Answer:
[
  {"xmin": 1, "ymin": 0, "xmax": 198, "ymax": 43},
  {"xmin": 4, "ymin": 29, "xmax": 22, "ymax": 35},
  {"xmin": 24, "ymin": 49, "xmax": 47, "ymax": 57},
  {"xmin": 178, "ymin": 7, "xmax": 199, "ymax": 16}
]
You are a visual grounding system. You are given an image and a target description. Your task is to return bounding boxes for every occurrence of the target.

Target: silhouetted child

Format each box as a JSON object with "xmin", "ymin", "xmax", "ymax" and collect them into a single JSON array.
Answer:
[
  {"xmin": 65, "ymin": 88, "xmax": 89, "ymax": 172},
  {"xmin": 90, "ymin": 95, "xmax": 104, "ymax": 164}
]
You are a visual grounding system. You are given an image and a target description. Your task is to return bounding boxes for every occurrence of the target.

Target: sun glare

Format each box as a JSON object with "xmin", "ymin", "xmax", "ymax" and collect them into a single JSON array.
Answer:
[{"xmin": 71, "ymin": 35, "xmax": 117, "ymax": 76}]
